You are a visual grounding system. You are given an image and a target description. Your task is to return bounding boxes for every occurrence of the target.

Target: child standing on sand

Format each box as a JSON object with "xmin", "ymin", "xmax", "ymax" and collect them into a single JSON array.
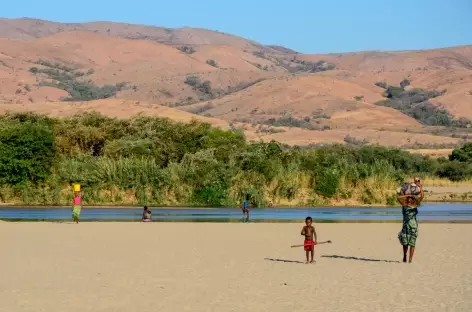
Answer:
[
  {"xmin": 72, "ymin": 191, "xmax": 82, "ymax": 224},
  {"xmin": 301, "ymin": 216, "xmax": 317, "ymax": 264}
]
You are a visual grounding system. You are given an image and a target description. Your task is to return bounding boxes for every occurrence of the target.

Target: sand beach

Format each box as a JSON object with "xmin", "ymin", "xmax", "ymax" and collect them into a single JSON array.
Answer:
[{"xmin": 0, "ymin": 222, "xmax": 471, "ymax": 312}]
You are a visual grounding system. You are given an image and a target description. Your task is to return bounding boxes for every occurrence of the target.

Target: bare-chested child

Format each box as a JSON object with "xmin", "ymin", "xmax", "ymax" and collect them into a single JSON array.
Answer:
[{"xmin": 301, "ymin": 216, "xmax": 317, "ymax": 264}]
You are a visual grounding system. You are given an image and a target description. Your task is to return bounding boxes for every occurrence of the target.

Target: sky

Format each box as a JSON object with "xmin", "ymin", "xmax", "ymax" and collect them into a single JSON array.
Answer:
[{"xmin": 2, "ymin": 0, "xmax": 471, "ymax": 53}]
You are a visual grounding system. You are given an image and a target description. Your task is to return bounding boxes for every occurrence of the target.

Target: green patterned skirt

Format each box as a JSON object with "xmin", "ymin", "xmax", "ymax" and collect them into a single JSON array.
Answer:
[
  {"xmin": 72, "ymin": 205, "xmax": 81, "ymax": 220},
  {"xmin": 398, "ymin": 218, "xmax": 418, "ymax": 247}
]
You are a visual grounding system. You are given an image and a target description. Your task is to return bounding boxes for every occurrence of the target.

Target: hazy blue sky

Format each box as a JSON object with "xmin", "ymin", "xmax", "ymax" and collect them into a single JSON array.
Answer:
[{"xmin": 2, "ymin": 0, "xmax": 471, "ymax": 53}]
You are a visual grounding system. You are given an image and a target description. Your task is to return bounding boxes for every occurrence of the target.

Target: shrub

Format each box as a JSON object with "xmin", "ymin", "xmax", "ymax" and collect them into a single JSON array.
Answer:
[
  {"xmin": 29, "ymin": 61, "xmax": 127, "ymax": 101},
  {"xmin": 450, "ymin": 143, "xmax": 472, "ymax": 162},
  {"xmin": 0, "ymin": 122, "xmax": 55, "ymax": 185},
  {"xmin": 376, "ymin": 86, "xmax": 468, "ymax": 127},
  {"xmin": 178, "ymin": 46, "xmax": 196, "ymax": 54},
  {"xmin": 344, "ymin": 135, "xmax": 369, "ymax": 146},
  {"xmin": 354, "ymin": 95, "xmax": 364, "ymax": 101},
  {"xmin": 386, "ymin": 193, "xmax": 397, "ymax": 205},
  {"xmin": 253, "ymin": 51, "xmax": 266, "ymax": 59},
  {"xmin": 34, "ymin": 59, "xmax": 76, "ymax": 72},
  {"xmin": 185, "ymin": 76, "xmax": 201, "ymax": 87},
  {"xmin": 184, "ymin": 76, "xmax": 213, "ymax": 95},
  {"xmin": 286, "ymin": 59, "xmax": 336, "ymax": 73},
  {"xmin": 314, "ymin": 168, "xmax": 341, "ymax": 198},
  {"xmin": 311, "ymin": 110, "xmax": 331, "ymax": 119},
  {"xmin": 186, "ymin": 103, "xmax": 215, "ymax": 115},
  {"xmin": 436, "ymin": 161, "xmax": 471, "ymax": 181},
  {"xmin": 62, "ymin": 82, "xmax": 128, "ymax": 101},
  {"xmin": 375, "ymin": 81, "xmax": 388, "ymax": 89},
  {"xmin": 400, "ymin": 79, "xmax": 411, "ymax": 88},
  {"xmin": 386, "ymin": 86, "xmax": 405, "ymax": 98},
  {"xmin": 263, "ymin": 116, "xmax": 314, "ymax": 129},
  {"xmin": 225, "ymin": 79, "xmax": 265, "ymax": 94},
  {"xmin": 206, "ymin": 59, "xmax": 218, "ymax": 68}
]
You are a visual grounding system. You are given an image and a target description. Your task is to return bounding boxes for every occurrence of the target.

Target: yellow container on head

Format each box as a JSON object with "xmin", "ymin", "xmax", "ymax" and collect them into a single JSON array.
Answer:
[{"xmin": 73, "ymin": 184, "xmax": 81, "ymax": 192}]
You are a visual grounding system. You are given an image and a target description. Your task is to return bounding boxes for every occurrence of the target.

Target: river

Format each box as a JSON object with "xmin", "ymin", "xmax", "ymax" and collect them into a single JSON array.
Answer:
[{"xmin": 1, "ymin": 203, "xmax": 472, "ymax": 222}]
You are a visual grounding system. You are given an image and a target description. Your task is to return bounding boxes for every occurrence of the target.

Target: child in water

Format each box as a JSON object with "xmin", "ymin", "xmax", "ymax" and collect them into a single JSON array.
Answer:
[
  {"xmin": 142, "ymin": 206, "xmax": 152, "ymax": 222},
  {"xmin": 72, "ymin": 191, "xmax": 82, "ymax": 224},
  {"xmin": 301, "ymin": 216, "xmax": 317, "ymax": 264}
]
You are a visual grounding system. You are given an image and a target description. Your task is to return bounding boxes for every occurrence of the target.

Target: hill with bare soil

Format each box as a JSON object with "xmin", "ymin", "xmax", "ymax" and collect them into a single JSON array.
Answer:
[{"xmin": 0, "ymin": 17, "xmax": 471, "ymax": 150}]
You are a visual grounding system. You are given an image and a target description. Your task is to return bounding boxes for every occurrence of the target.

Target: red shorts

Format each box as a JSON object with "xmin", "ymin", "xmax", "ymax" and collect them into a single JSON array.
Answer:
[{"xmin": 304, "ymin": 240, "xmax": 315, "ymax": 251}]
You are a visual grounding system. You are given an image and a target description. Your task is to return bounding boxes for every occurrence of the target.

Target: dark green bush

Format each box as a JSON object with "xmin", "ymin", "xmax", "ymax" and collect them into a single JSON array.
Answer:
[
  {"xmin": 263, "ymin": 116, "xmax": 314, "ymax": 129},
  {"xmin": 185, "ymin": 76, "xmax": 201, "ymax": 87},
  {"xmin": 286, "ymin": 59, "xmax": 336, "ymax": 73},
  {"xmin": 436, "ymin": 161, "xmax": 471, "ymax": 181},
  {"xmin": 400, "ymin": 79, "xmax": 410, "ymax": 88},
  {"xmin": 450, "ymin": 143, "xmax": 472, "ymax": 162},
  {"xmin": 375, "ymin": 81, "xmax": 388, "ymax": 89},
  {"xmin": 206, "ymin": 59, "xmax": 218, "ymax": 67},
  {"xmin": 178, "ymin": 46, "xmax": 196, "ymax": 54},
  {"xmin": 376, "ymin": 86, "xmax": 467, "ymax": 127},
  {"xmin": 29, "ymin": 61, "xmax": 127, "ymax": 101},
  {"xmin": 184, "ymin": 76, "xmax": 213, "ymax": 95},
  {"xmin": 314, "ymin": 168, "xmax": 341, "ymax": 198},
  {"xmin": 0, "ymin": 122, "xmax": 55, "ymax": 185},
  {"xmin": 386, "ymin": 86, "xmax": 405, "ymax": 98}
]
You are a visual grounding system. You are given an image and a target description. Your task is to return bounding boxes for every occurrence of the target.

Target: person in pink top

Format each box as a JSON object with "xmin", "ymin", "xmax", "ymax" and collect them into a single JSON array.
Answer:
[{"xmin": 72, "ymin": 191, "xmax": 82, "ymax": 224}]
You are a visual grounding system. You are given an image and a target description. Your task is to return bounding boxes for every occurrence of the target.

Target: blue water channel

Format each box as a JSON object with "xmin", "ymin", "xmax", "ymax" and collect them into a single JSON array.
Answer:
[{"xmin": 1, "ymin": 203, "xmax": 472, "ymax": 222}]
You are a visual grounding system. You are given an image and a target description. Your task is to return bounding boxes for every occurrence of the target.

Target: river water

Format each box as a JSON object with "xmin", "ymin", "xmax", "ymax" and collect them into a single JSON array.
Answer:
[{"xmin": 1, "ymin": 203, "xmax": 472, "ymax": 222}]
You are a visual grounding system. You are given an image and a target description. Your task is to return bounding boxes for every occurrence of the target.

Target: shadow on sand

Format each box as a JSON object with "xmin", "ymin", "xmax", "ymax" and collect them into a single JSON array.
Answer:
[
  {"xmin": 321, "ymin": 254, "xmax": 400, "ymax": 263},
  {"xmin": 264, "ymin": 258, "xmax": 305, "ymax": 264}
]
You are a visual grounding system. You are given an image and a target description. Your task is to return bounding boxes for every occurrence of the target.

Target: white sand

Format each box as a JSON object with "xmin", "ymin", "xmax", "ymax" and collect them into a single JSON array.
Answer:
[{"xmin": 0, "ymin": 222, "xmax": 471, "ymax": 312}]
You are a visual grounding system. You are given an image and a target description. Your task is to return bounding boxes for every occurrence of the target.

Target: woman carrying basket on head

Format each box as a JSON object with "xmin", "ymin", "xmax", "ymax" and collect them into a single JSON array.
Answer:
[
  {"xmin": 397, "ymin": 177, "xmax": 424, "ymax": 263},
  {"xmin": 72, "ymin": 184, "xmax": 82, "ymax": 224}
]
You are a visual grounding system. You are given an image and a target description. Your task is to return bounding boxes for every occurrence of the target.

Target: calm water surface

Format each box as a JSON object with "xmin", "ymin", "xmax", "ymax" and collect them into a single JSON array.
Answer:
[{"xmin": 1, "ymin": 203, "xmax": 472, "ymax": 222}]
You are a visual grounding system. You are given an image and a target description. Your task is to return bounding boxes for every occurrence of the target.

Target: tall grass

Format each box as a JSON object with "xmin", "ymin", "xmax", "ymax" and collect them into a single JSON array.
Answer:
[
  {"xmin": 0, "ymin": 155, "xmax": 408, "ymax": 206},
  {"xmin": 419, "ymin": 177, "xmax": 472, "ymax": 187}
]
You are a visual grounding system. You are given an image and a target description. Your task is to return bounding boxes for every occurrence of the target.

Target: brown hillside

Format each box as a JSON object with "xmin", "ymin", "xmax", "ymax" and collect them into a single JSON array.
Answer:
[
  {"xmin": 0, "ymin": 18, "xmax": 268, "ymax": 51},
  {"xmin": 0, "ymin": 99, "xmax": 230, "ymax": 127},
  {"xmin": 0, "ymin": 31, "xmax": 273, "ymax": 105},
  {"xmin": 294, "ymin": 47, "xmax": 472, "ymax": 119},
  {"xmin": 0, "ymin": 18, "xmax": 471, "ymax": 148},
  {"xmin": 243, "ymin": 126, "xmax": 461, "ymax": 148},
  {"xmin": 181, "ymin": 74, "xmax": 420, "ymax": 130}
]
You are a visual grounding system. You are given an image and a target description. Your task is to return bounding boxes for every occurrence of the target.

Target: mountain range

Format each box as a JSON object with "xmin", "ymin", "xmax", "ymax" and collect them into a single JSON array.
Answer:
[{"xmin": 1, "ymin": 17, "xmax": 471, "ymax": 153}]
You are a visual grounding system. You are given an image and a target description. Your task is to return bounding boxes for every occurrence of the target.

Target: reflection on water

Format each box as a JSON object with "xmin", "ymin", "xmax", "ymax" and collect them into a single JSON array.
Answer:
[{"xmin": 0, "ymin": 203, "xmax": 472, "ymax": 223}]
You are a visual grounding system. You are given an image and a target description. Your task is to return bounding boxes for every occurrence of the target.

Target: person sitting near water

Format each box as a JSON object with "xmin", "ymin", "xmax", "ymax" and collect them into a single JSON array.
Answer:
[
  {"xmin": 397, "ymin": 187, "xmax": 424, "ymax": 263},
  {"xmin": 142, "ymin": 206, "xmax": 152, "ymax": 222}
]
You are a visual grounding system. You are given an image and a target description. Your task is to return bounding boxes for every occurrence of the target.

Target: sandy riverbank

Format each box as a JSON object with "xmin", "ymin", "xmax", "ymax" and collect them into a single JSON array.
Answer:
[{"xmin": 1, "ymin": 222, "xmax": 471, "ymax": 312}]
